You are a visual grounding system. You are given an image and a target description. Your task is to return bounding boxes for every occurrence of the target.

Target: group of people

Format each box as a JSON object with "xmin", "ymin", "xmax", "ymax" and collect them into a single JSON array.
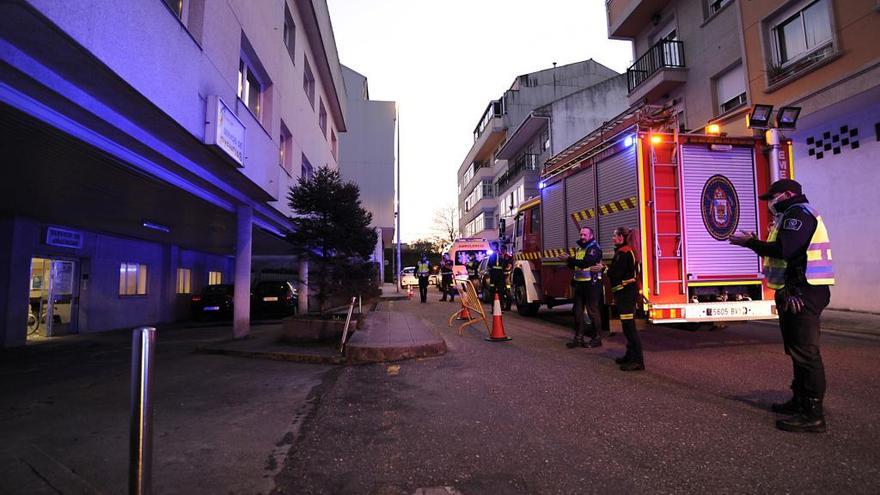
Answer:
[
  {"xmin": 561, "ymin": 225, "xmax": 644, "ymax": 372},
  {"xmin": 561, "ymin": 179, "xmax": 832, "ymax": 433}
]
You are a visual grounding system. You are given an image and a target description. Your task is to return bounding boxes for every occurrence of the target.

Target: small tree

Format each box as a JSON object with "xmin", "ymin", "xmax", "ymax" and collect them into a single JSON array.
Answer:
[
  {"xmin": 430, "ymin": 205, "xmax": 458, "ymax": 250},
  {"xmin": 287, "ymin": 166, "xmax": 378, "ymax": 312}
]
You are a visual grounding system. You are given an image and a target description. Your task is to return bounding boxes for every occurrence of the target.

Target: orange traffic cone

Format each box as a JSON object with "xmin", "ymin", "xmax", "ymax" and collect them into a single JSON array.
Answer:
[
  {"xmin": 486, "ymin": 293, "xmax": 512, "ymax": 342},
  {"xmin": 456, "ymin": 292, "xmax": 471, "ymax": 320}
]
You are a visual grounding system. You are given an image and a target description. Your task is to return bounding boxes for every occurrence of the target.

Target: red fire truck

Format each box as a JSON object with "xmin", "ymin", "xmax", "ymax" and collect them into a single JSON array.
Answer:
[{"xmin": 510, "ymin": 106, "xmax": 792, "ymax": 324}]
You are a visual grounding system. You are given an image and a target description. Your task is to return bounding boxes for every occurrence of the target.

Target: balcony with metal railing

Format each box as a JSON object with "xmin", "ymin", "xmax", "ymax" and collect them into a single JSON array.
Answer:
[
  {"xmin": 495, "ymin": 153, "xmax": 539, "ymax": 193},
  {"xmin": 626, "ymin": 39, "xmax": 687, "ymax": 103}
]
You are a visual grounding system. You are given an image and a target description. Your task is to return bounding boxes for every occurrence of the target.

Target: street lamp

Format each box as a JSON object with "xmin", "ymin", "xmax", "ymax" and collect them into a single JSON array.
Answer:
[{"xmin": 747, "ymin": 103, "xmax": 801, "ymax": 183}]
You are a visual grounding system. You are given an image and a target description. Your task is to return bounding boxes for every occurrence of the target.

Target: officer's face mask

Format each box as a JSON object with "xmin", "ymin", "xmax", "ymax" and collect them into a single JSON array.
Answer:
[{"xmin": 767, "ymin": 193, "xmax": 788, "ymax": 216}]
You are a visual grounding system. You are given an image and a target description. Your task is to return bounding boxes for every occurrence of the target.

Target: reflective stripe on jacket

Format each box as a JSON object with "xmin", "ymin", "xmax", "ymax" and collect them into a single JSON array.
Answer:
[
  {"xmin": 764, "ymin": 204, "xmax": 834, "ymax": 289},
  {"xmin": 417, "ymin": 261, "xmax": 430, "ymax": 276}
]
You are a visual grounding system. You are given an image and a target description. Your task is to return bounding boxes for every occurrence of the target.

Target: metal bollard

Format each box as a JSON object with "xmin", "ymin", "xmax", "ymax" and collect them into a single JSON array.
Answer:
[{"xmin": 129, "ymin": 327, "xmax": 156, "ymax": 495}]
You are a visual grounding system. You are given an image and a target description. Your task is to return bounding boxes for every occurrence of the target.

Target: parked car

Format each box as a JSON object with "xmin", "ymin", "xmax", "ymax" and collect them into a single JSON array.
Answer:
[
  {"xmin": 399, "ymin": 266, "xmax": 417, "ymax": 288},
  {"xmin": 252, "ymin": 281, "xmax": 298, "ymax": 318},
  {"xmin": 191, "ymin": 284, "xmax": 234, "ymax": 320}
]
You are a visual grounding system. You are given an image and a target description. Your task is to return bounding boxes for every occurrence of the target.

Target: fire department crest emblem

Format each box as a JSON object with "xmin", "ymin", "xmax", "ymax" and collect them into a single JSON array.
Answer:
[{"xmin": 701, "ymin": 174, "xmax": 739, "ymax": 240}]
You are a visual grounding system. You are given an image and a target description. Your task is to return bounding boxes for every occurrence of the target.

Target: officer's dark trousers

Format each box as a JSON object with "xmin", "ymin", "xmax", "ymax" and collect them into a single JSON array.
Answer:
[
  {"xmin": 573, "ymin": 282, "xmax": 603, "ymax": 341},
  {"xmin": 489, "ymin": 271, "xmax": 505, "ymax": 301},
  {"xmin": 615, "ymin": 284, "xmax": 642, "ymax": 363},
  {"xmin": 775, "ymin": 284, "xmax": 830, "ymax": 400},
  {"xmin": 441, "ymin": 275, "xmax": 454, "ymax": 301},
  {"xmin": 418, "ymin": 277, "xmax": 429, "ymax": 303}
]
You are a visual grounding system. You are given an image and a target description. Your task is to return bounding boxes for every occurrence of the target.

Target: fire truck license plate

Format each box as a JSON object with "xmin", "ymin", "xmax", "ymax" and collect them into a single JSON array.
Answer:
[{"xmin": 705, "ymin": 306, "xmax": 748, "ymax": 317}]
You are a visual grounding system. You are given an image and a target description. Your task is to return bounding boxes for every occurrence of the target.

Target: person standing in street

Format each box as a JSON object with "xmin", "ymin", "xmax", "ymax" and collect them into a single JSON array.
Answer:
[
  {"xmin": 466, "ymin": 253, "xmax": 480, "ymax": 290},
  {"xmin": 439, "ymin": 254, "xmax": 455, "ymax": 302},
  {"xmin": 561, "ymin": 227, "xmax": 604, "ymax": 349},
  {"xmin": 730, "ymin": 179, "xmax": 833, "ymax": 433},
  {"xmin": 608, "ymin": 227, "xmax": 644, "ymax": 371},
  {"xmin": 416, "ymin": 253, "xmax": 432, "ymax": 304},
  {"xmin": 486, "ymin": 242, "xmax": 507, "ymax": 303}
]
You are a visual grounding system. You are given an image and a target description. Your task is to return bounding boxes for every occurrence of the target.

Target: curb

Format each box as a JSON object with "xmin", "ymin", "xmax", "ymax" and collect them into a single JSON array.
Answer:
[
  {"xmin": 196, "ymin": 345, "xmax": 346, "ymax": 364},
  {"xmin": 344, "ymin": 339, "xmax": 447, "ymax": 364}
]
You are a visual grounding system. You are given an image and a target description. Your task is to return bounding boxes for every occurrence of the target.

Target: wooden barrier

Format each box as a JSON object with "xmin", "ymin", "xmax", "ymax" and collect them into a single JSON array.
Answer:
[{"xmin": 447, "ymin": 279, "xmax": 489, "ymax": 336}]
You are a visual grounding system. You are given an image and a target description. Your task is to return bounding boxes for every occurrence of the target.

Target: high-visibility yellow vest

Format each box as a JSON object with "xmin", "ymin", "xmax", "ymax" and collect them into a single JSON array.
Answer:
[
  {"xmin": 764, "ymin": 204, "xmax": 834, "ymax": 289},
  {"xmin": 572, "ymin": 247, "xmax": 590, "ymax": 281},
  {"xmin": 417, "ymin": 261, "xmax": 430, "ymax": 276}
]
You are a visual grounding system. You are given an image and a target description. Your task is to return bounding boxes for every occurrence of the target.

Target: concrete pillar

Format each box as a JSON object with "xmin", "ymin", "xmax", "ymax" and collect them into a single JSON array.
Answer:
[
  {"xmin": 298, "ymin": 259, "xmax": 308, "ymax": 315},
  {"xmin": 0, "ymin": 216, "xmax": 29, "ymax": 348},
  {"xmin": 233, "ymin": 205, "xmax": 252, "ymax": 339}
]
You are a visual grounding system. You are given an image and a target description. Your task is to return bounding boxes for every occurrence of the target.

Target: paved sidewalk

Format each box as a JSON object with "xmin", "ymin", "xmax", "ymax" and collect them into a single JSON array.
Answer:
[{"xmin": 199, "ymin": 295, "xmax": 446, "ymax": 364}]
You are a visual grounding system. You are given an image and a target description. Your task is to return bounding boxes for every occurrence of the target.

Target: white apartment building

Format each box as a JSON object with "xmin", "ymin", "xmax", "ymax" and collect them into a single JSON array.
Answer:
[
  {"xmin": 456, "ymin": 60, "xmax": 620, "ymax": 240},
  {"xmin": 0, "ymin": 0, "xmax": 346, "ymax": 347},
  {"xmin": 338, "ymin": 65, "xmax": 396, "ymax": 283}
]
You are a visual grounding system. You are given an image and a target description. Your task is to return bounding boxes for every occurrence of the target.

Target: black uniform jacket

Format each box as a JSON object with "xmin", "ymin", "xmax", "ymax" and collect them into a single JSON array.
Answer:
[
  {"xmin": 745, "ymin": 194, "xmax": 817, "ymax": 285},
  {"xmin": 607, "ymin": 245, "xmax": 637, "ymax": 287}
]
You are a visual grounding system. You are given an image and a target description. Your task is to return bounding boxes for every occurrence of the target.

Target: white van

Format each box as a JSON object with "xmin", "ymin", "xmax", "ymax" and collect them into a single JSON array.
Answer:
[{"xmin": 447, "ymin": 238, "xmax": 491, "ymax": 280}]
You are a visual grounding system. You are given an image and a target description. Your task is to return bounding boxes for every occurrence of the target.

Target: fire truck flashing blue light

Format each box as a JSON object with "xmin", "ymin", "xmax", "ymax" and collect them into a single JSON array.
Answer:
[
  {"xmin": 623, "ymin": 135, "xmax": 634, "ymax": 147},
  {"xmin": 538, "ymin": 181, "xmax": 545, "ymax": 189}
]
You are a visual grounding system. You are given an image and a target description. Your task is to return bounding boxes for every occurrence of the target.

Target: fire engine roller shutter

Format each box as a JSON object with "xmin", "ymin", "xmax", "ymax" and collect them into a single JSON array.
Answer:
[
  {"xmin": 565, "ymin": 165, "xmax": 597, "ymax": 244},
  {"xmin": 680, "ymin": 144, "xmax": 761, "ymax": 277},
  {"xmin": 597, "ymin": 145, "xmax": 638, "ymax": 254},
  {"xmin": 541, "ymin": 181, "xmax": 566, "ymax": 252}
]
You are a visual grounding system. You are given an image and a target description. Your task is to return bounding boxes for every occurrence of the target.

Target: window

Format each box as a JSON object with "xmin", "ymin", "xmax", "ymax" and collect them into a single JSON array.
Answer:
[
  {"xmin": 280, "ymin": 122, "xmax": 293, "ymax": 176},
  {"xmin": 529, "ymin": 207, "xmax": 541, "ymax": 234},
  {"xmin": 771, "ymin": 0, "xmax": 833, "ymax": 66},
  {"xmin": 119, "ymin": 263, "xmax": 148, "ymax": 296},
  {"xmin": 176, "ymin": 268, "xmax": 192, "ymax": 294},
  {"xmin": 208, "ymin": 271, "xmax": 222, "ymax": 285},
  {"xmin": 283, "ymin": 4, "xmax": 296, "ymax": 63},
  {"xmin": 331, "ymin": 130, "xmax": 337, "ymax": 160},
  {"xmin": 301, "ymin": 153, "xmax": 313, "ymax": 179},
  {"xmin": 715, "ymin": 63, "xmax": 747, "ymax": 115},
  {"xmin": 318, "ymin": 99, "xmax": 327, "ymax": 137},
  {"xmin": 707, "ymin": 0, "xmax": 732, "ymax": 16},
  {"xmin": 541, "ymin": 128, "xmax": 550, "ymax": 152},
  {"xmin": 238, "ymin": 58, "xmax": 263, "ymax": 118},
  {"xmin": 303, "ymin": 57, "xmax": 315, "ymax": 108}
]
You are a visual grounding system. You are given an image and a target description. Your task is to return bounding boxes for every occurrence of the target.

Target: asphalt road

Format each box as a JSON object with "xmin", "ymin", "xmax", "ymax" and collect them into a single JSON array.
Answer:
[{"xmin": 273, "ymin": 296, "xmax": 880, "ymax": 495}]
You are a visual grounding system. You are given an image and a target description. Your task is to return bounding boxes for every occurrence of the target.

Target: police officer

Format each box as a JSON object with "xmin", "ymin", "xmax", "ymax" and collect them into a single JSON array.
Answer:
[
  {"xmin": 608, "ymin": 227, "xmax": 644, "ymax": 371},
  {"xmin": 730, "ymin": 179, "xmax": 833, "ymax": 433},
  {"xmin": 439, "ymin": 254, "xmax": 455, "ymax": 302},
  {"xmin": 487, "ymin": 242, "xmax": 507, "ymax": 303},
  {"xmin": 416, "ymin": 253, "xmax": 432, "ymax": 303},
  {"xmin": 562, "ymin": 227, "xmax": 604, "ymax": 348}
]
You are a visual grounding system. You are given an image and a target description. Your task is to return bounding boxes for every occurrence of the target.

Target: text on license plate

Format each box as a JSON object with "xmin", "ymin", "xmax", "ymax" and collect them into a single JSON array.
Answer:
[
  {"xmin": 705, "ymin": 306, "xmax": 748, "ymax": 317},
  {"xmin": 263, "ymin": 296, "xmax": 279, "ymax": 302}
]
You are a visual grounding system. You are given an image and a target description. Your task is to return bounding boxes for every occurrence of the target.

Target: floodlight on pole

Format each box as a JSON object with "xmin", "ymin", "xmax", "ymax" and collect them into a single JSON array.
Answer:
[
  {"xmin": 776, "ymin": 106, "xmax": 801, "ymax": 130},
  {"xmin": 747, "ymin": 104, "xmax": 774, "ymax": 129}
]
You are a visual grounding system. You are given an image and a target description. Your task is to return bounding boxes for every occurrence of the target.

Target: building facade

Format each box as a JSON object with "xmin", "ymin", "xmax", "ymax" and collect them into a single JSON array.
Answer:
[
  {"xmin": 738, "ymin": 0, "xmax": 880, "ymax": 312},
  {"xmin": 494, "ymin": 75, "xmax": 629, "ymax": 233},
  {"xmin": 606, "ymin": 0, "xmax": 880, "ymax": 312},
  {"xmin": 338, "ymin": 65, "xmax": 396, "ymax": 284},
  {"xmin": 456, "ymin": 60, "xmax": 620, "ymax": 240},
  {"xmin": 0, "ymin": 0, "xmax": 347, "ymax": 347}
]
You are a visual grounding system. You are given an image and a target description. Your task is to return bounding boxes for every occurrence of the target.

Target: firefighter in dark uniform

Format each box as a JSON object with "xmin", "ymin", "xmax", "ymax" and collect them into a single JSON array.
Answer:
[
  {"xmin": 466, "ymin": 253, "xmax": 480, "ymax": 287},
  {"xmin": 487, "ymin": 242, "xmax": 507, "ymax": 303},
  {"xmin": 561, "ymin": 227, "xmax": 605, "ymax": 348},
  {"xmin": 608, "ymin": 226, "xmax": 644, "ymax": 371},
  {"xmin": 416, "ymin": 253, "xmax": 432, "ymax": 304},
  {"xmin": 439, "ymin": 254, "xmax": 455, "ymax": 302},
  {"xmin": 730, "ymin": 179, "xmax": 834, "ymax": 433}
]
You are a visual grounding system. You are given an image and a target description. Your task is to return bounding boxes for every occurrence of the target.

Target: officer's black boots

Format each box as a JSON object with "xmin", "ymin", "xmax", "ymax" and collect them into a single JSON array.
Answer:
[
  {"xmin": 771, "ymin": 395, "xmax": 804, "ymax": 415},
  {"xmin": 619, "ymin": 361, "xmax": 645, "ymax": 371},
  {"xmin": 566, "ymin": 339, "xmax": 582, "ymax": 349},
  {"xmin": 614, "ymin": 354, "xmax": 631, "ymax": 365},
  {"xmin": 776, "ymin": 398, "xmax": 827, "ymax": 433}
]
